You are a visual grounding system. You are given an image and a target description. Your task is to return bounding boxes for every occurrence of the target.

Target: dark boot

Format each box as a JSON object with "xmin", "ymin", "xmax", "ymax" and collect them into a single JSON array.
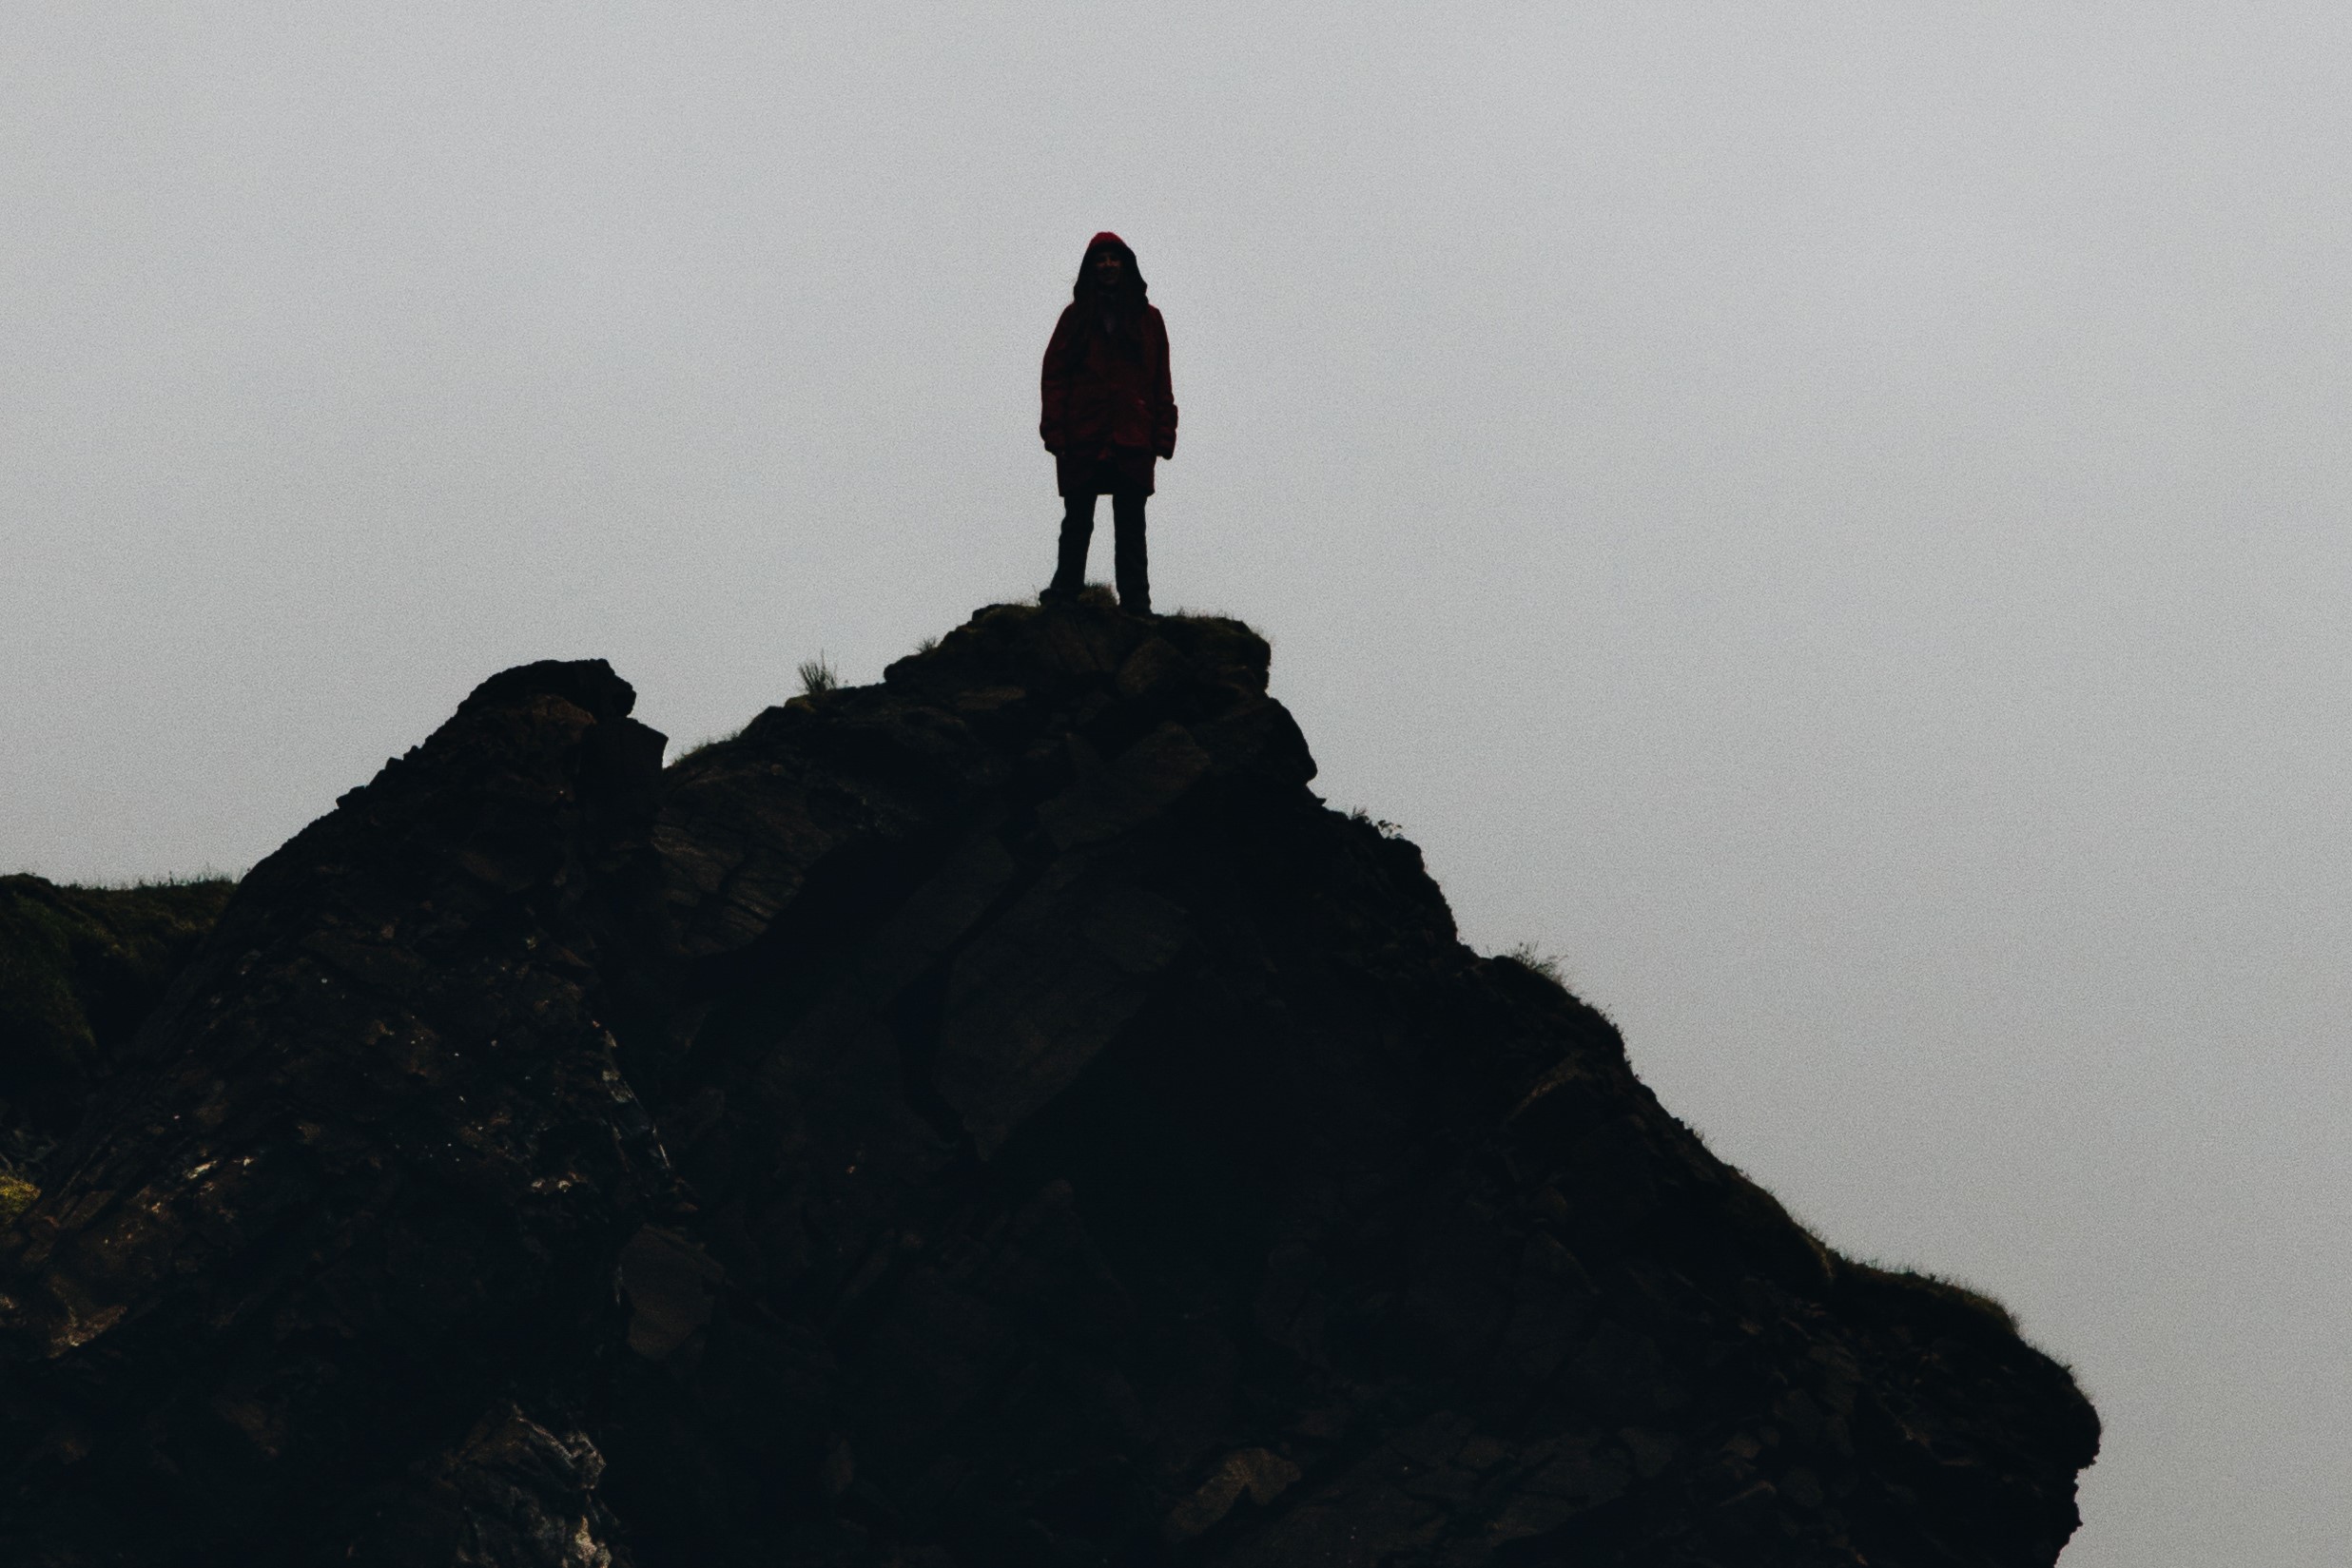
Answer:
[
  {"xmin": 1111, "ymin": 491, "xmax": 1150, "ymax": 615},
  {"xmin": 1042, "ymin": 494, "xmax": 1096, "ymax": 602}
]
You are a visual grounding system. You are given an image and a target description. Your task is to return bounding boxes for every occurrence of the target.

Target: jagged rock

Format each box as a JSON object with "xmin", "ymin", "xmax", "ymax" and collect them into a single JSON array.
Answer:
[
  {"xmin": 602, "ymin": 602, "xmax": 2096, "ymax": 1566},
  {"xmin": 0, "ymin": 660, "xmax": 669, "ymax": 1564},
  {"xmin": 335, "ymin": 1404, "xmax": 632, "ymax": 1568},
  {"xmin": 0, "ymin": 607, "xmax": 2098, "ymax": 1566}
]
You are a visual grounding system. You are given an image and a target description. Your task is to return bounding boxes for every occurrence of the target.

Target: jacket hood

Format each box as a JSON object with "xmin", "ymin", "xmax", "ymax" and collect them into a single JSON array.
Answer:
[{"xmin": 1074, "ymin": 232, "xmax": 1148, "ymax": 303}]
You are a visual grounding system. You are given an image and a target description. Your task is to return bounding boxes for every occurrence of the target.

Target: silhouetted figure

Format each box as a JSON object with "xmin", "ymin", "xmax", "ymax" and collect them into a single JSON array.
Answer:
[{"xmin": 1040, "ymin": 232, "xmax": 1176, "ymax": 613}]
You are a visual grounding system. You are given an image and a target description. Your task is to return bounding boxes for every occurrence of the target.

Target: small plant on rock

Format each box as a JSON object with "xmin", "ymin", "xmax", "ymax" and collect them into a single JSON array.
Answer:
[
  {"xmin": 1500, "ymin": 940, "xmax": 1567, "ymax": 988},
  {"xmin": 672, "ymin": 726, "xmax": 743, "ymax": 765}
]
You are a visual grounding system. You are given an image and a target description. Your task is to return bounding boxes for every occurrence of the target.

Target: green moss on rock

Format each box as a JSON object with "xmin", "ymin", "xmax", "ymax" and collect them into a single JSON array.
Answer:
[
  {"xmin": 0, "ymin": 874, "xmax": 235, "ymax": 1147},
  {"xmin": 0, "ymin": 1170, "xmax": 35, "ymax": 1227}
]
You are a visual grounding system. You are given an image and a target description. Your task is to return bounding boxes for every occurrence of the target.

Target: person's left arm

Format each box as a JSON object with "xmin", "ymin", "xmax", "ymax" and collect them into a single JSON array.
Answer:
[{"xmin": 1148, "ymin": 308, "xmax": 1177, "ymax": 459}]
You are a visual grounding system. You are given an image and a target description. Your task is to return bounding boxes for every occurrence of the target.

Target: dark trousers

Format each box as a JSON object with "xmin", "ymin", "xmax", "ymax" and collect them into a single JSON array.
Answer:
[{"xmin": 1048, "ymin": 490, "xmax": 1150, "ymax": 612}]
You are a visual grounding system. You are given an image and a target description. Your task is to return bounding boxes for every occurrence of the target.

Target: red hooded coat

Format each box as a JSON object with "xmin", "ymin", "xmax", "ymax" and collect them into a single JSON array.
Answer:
[{"xmin": 1040, "ymin": 232, "xmax": 1176, "ymax": 496}]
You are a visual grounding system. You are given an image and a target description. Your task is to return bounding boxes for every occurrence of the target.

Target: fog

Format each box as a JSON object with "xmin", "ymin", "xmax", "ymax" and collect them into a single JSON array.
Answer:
[{"xmin": 5, "ymin": 6, "xmax": 2346, "ymax": 1560}]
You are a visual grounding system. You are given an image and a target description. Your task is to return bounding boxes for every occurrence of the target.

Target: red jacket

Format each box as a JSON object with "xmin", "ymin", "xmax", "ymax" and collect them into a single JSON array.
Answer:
[{"xmin": 1040, "ymin": 302, "xmax": 1176, "ymax": 462}]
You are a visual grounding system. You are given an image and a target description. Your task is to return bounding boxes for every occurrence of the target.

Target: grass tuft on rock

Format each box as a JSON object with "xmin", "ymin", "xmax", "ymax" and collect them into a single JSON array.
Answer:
[
  {"xmin": 671, "ymin": 727, "xmax": 743, "ymax": 765},
  {"xmin": 1836, "ymin": 1256, "xmax": 2023, "ymax": 1337},
  {"xmin": 797, "ymin": 654, "xmax": 839, "ymax": 696},
  {"xmin": 1497, "ymin": 940, "xmax": 1568, "ymax": 989}
]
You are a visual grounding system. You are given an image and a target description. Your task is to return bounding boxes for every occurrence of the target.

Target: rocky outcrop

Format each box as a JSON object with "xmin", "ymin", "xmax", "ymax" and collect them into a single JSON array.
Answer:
[
  {"xmin": 0, "ymin": 606, "xmax": 2098, "ymax": 1566},
  {"xmin": 0, "ymin": 662, "xmax": 665, "ymax": 1564}
]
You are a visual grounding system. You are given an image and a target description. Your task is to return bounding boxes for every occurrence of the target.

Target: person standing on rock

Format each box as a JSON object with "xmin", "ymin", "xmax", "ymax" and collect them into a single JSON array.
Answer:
[{"xmin": 1040, "ymin": 231, "xmax": 1176, "ymax": 614}]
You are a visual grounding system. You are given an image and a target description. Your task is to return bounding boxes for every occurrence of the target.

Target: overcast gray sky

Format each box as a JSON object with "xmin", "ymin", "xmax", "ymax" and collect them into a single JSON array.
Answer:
[{"xmin": 5, "ymin": 5, "xmax": 2346, "ymax": 1559}]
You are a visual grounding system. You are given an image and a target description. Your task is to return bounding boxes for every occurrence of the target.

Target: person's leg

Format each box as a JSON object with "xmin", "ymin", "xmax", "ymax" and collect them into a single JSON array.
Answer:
[
  {"xmin": 1111, "ymin": 489, "xmax": 1150, "ymax": 614},
  {"xmin": 1045, "ymin": 491, "xmax": 1097, "ymax": 600}
]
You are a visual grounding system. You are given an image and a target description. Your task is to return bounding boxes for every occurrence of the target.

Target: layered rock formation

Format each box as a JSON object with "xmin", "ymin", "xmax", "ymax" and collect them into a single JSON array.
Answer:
[{"xmin": 0, "ymin": 604, "xmax": 2098, "ymax": 1566}]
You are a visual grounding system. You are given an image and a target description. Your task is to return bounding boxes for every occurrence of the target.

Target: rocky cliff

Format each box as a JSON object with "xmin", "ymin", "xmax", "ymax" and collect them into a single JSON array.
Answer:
[{"xmin": 0, "ymin": 602, "xmax": 2097, "ymax": 1566}]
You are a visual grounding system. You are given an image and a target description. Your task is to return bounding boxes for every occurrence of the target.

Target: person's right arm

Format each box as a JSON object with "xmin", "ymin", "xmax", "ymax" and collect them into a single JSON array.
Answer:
[{"xmin": 1040, "ymin": 306, "xmax": 1076, "ymax": 453}]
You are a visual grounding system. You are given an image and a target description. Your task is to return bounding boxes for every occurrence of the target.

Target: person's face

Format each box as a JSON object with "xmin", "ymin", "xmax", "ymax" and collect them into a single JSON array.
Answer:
[{"xmin": 1092, "ymin": 249, "xmax": 1125, "ymax": 289}]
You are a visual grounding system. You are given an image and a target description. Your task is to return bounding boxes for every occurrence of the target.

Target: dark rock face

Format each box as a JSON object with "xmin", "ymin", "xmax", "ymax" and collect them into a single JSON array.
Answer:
[
  {"xmin": 604, "ymin": 605, "xmax": 2098, "ymax": 1567},
  {"xmin": 0, "ymin": 609, "xmax": 2099, "ymax": 1566},
  {"xmin": 0, "ymin": 661, "xmax": 664, "ymax": 1565}
]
